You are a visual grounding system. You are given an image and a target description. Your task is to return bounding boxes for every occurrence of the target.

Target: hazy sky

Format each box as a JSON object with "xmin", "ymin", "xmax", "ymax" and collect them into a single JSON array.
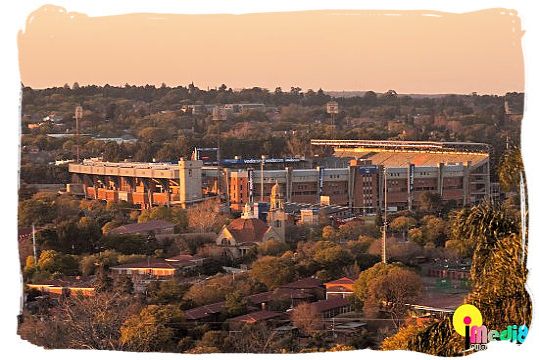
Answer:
[{"xmin": 18, "ymin": 6, "xmax": 524, "ymax": 94}]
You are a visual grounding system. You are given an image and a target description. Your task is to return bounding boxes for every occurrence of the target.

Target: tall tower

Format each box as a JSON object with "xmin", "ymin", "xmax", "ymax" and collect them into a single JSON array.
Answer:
[
  {"xmin": 75, "ymin": 106, "xmax": 83, "ymax": 162},
  {"xmin": 178, "ymin": 158, "xmax": 203, "ymax": 208},
  {"xmin": 267, "ymin": 182, "xmax": 286, "ymax": 241}
]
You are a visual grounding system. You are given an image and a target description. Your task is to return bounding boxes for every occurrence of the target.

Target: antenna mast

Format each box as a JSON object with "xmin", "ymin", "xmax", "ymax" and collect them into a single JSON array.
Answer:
[
  {"xmin": 212, "ymin": 106, "xmax": 226, "ymax": 202},
  {"xmin": 75, "ymin": 106, "xmax": 83, "ymax": 162},
  {"xmin": 382, "ymin": 167, "xmax": 388, "ymax": 264}
]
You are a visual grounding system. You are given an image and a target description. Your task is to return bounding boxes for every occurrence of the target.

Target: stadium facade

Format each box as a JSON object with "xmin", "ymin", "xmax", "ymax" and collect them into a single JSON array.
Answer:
[{"xmin": 68, "ymin": 140, "xmax": 491, "ymax": 214}]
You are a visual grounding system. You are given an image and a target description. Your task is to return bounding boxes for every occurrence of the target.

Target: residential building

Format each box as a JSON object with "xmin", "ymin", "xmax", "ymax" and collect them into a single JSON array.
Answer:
[
  {"xmin": 227, "ymin": 310, "xmax": 287, "ymax": 330},
  {"xmin": 109, "ymin": 259, "xmax": 177, "ymax": 292},
  {"xmin": 27, "ymin": 276, "xmax": 96, "ymax": 297},
  {"xmin": 108, "ymin": 220, "xmax": 175, "ymax": 237},
  {"xmin": 324, "ymin": 277, "xmax": 356, "ymax": 299}
]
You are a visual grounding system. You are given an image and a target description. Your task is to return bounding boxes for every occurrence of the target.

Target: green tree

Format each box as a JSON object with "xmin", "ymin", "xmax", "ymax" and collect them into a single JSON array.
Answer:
[
  {"xmin": 364, "ymin": 265, "xmax": 422, "ymax": 327},
  {"xmin": 420, "ymin": 215, "xmax": 447, "ymax": 246},
  {"xmin": 250, "ymin": 255, "xmax": 295, "ymax": 289},
  {"xmin": 417, "ymin": 192, "xmax": 443, "ymax": 213},
  {"xmin": 312, "ymin": 241, "xmax": 354, "ymax": 276},
  {"xmin": 94, "ymin": 265, "xmax": 113, "ymax": 293},
  {"xmin": 138, "ymin": 206, "xmax": 188, "ymax": 230},
  {"xmin": 120, "ymin": 305, "xmax": 184, "ymax": 352},
  {"xmin": 257, "ymin": 239, "xmax": 289, "ymax": 256},
  {"xmin": 114, "ymin": 275, "xmax": 134, "ymax": 295},
  {"xmin": 321, "ymin": 225, "xmax": 337, "ymax": 241},
  {"xmin": 408, "ymin": 228, "xmax": 424, "ymax": 245},
  {"xmin": 291, "ymin": 302, "xmax": 322, "ymax": 336},
  {"xmin": 192, "ymin": 330, "xmax": 229, "ymax": 353},
  {"xmin": 37, "ymin": 250, "xmax": 79, "ymax": 275},
  {"xmin": 19, "ymin": 197, "xmax": 57, "ymax": 227},
  {"xmin": 80, "ymin": 250, "xmax": 120, "ymax": 276},
  {"xmin": 224, "ymin": 290, "xmax": 248, "ymax": 317},
  {"xmin": 390, "ymin": 216, "xmax": 417, "ymax": 239},
  {"xmin": 353, "ymin": 262, "xmax": 420, "ymax": 307},
  {"xmin": 498, "ymin": 146, "xmax": 524, "ymax": 192},
  {"xmin": 147, "ymin": 280, "xmax": 187, "ymax": 304}
]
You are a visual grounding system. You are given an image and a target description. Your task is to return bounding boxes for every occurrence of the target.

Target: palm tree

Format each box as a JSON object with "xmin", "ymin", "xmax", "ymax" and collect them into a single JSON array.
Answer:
[{"xmin": 498, "ymin": 146, "xmax": 525, "ymax": 193}]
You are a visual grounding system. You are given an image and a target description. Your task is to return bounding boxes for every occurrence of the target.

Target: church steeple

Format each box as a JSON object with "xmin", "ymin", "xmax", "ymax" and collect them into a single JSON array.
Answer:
[
  {"xmin": 270, "ymin": 181, "xmax": 284, "ymax": 211},
  {"xmin": 241, "ymin": 202, "xmax": 256, "ymax": 219},
  {"xmin": 267, "ymin": 181, "xmax": 286, "ymax": 241}
]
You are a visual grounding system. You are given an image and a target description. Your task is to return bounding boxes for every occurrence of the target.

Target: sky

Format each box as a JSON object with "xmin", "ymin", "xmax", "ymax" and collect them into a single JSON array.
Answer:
[{"xmin": 18, "ymin": 5, "xmax": 524, "ymax": 94}]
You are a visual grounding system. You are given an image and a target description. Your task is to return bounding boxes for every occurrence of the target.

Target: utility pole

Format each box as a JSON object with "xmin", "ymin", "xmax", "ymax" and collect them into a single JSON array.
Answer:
[
  {"xmin": 32, "ymin": 223, "xmax": 37, "ymax": 263},
  {"xmin": 212, "ymin": 106, "xmax": 226, "ymax": 201},
  {"xmin": 382, "ymin": 167, "xmax": 388, "ymax": 264},
  {"xmin": 260, "ymin": 155, "xmax": 266, "ymax": 202},
  {"xmin": 75, "ymin": 106, "xmax": 83, "ymax": 162}
]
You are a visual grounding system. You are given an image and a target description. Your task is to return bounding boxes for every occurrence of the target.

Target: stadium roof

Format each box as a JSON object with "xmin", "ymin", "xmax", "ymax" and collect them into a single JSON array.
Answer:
[{"xmin": 336, "ymin": 149, "xmax": 489, "ymax": 168}]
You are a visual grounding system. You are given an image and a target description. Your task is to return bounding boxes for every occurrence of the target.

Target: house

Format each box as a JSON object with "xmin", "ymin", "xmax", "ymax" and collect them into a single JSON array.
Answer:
[
  {"xmin": 110, "ymin": 259, "xmax": 177, "ymax": 292},
  {"xmin": 110, "ymin": 259, "xmax": 177, "ymax": 278},
  {"xmin": 227, "ymin": 310, "xmax": 287, "ymax": 330},
  {"xmin": 27, "ymin": 276, "xmax": 96, "ymax": 297},
  {"xmin": 108, "ymin": 220, "xmax": 175, "ymax": 237},
  {"xmin": 164, "ymin": 254, "xmax": 205, "ymax": 270},
  {"xmin": 309, "ymin": 298, "xmax": 352, "ymax": 319},
  {"xmin": 184, "ymin": 287, "xmax": 313, "ymax": 323},
  {"xmin": 247, "ymin": 287, "xmax": 314, "ymax": 310},
  {"xmin": 184, "ymin": 302, "xmax": 226, "ymax": 323},
  {"xmin": 279, "ymin": 277, "xmax": 325, "ymax": 300},
  {"xmin": 324, "ymin": 277, "xmax": 356, "ymax": 299}
]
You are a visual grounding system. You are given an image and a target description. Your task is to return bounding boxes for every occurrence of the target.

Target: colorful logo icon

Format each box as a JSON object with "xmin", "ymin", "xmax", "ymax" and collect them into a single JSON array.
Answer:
[
  {"xmin": 452, "ymin": 304, "xmax": 483, "ymax": 337},
  {"xmin": 452, "ymin": 303, "xmax": 528, "ymax": 351}
]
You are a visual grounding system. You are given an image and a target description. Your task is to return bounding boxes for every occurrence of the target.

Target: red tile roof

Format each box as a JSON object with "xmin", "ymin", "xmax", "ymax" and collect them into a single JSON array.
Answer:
[
  {"xmin": 310, "ymin": 298, "xmax": 351, "ymax": 313},
  {"xmin": 247, "ymin": 288, "xmax": 313, "ymax": 305},
  {"xmin": 324, "ymin": 277, "xmax": 356, "ymax": 286},
  {"xmin": 226, "ymin": 217, "xmax": 269, "ymax": 245},
  {"xmin": 228, "ymin": 310, "xmax": 284, "ymax": 324},
  {"xmin": 184, "ymin": 302, "xmax": 226, "ymax": 320}
]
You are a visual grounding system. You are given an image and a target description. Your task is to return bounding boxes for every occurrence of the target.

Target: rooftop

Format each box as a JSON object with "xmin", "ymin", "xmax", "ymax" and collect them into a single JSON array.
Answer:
[
  {"xmin": 108, "ymin": 220, "xmax": 175, "ymax": 236},
  {"xmin": 225, "ymin": 217, "xmax": 269, "ymax": 245},
  {"xmin": 184, "ymin": 302, "xmax": 226, "ymax": 320},
  {"xmin": 110, "ymin": 259, "xmax": 176, "ymax": 270},
  {"xmin": 310, "ymin": 298, "xmax": 351, "ymax": 313},
  {"xmin": 228, "ymin": 310, "xmax": 284, "ymax": 324},
  {"xmin": 247, "ymin": 288, "xmax": 313, "ymax": 305},
  {"xmin": 324, "ymin": 277, "xmax": 356, "ymax": 286},
  {"xmin": 165, "ymin": 254, "xmax": 204, "ymax": 262},
  {"xmin": 30, "ymin": 275, "xmax": 96, "ymax": 289},
  {"xmin": 337, "ymin": 150, "xmax": 489, "ymax": 168}
]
